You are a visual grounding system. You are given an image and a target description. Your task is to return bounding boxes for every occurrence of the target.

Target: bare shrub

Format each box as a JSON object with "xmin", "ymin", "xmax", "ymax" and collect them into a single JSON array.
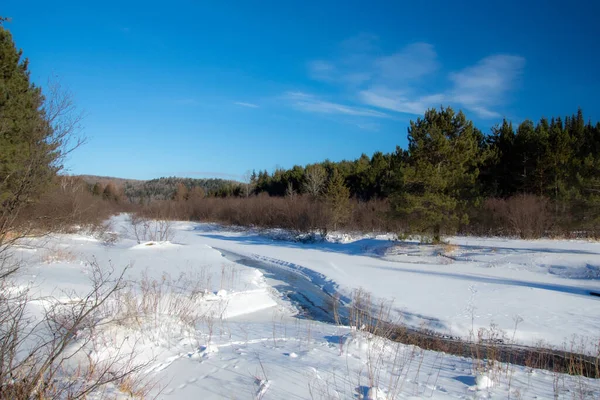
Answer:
[
  {"xmin": 129, "ymin": 213, "xmax": 174, "ymax": 243},
  {"xmin": 174, "ymin": 193, "xmax": 327, "ymax": 235},
  {"xmin": 347, "ymin": 198, "xmax": 403, "ymax": 233},
  {"xmin": 134, "ymin": 270, "xmax": 207, "ymax": 327},
  {"xmin": 481, "ymin": 194, "xmax": 553, "ymax": 239},
  {"xmin": 0, "ymin": 260, "xmax": 154, "ymax": 399},
  {"xmin": 442, "ymin": 243, "xmax": 458, "ymax": 255},
  {"xmin": 144, "ymin": 194, "xmax": 401, "ymax": 240},
  {"xmin": 469, "ymin": 197, "xmax": 510, "ymax": 236},
  {"xmin": 14, "ymin": 176, "xmax": 117, "ymax": 236},
  {"xmin": 41, "ymin": 247, "xmax": 77, "ymax": 264}
]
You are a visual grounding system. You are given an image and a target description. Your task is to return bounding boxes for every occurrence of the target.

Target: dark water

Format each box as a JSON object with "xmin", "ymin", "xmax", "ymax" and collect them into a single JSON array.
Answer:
[{"xmin": 215, "ymin": 247, "xmax": 346, "ymax": 324}]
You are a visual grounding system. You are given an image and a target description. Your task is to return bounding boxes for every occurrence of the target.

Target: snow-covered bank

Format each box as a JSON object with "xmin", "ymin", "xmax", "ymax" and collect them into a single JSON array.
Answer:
[
  {"xmin": 188, "ymin": 222, "xmax": 600, "ymax": 349},
  {"xmin": 8, "ymin": 214, "xmax": 599, "ymax": 398}
]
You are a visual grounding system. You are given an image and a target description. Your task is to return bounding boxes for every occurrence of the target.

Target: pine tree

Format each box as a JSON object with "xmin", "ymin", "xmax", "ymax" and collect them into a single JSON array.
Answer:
[
  {"xmin": 512, "ymin": 119, "xmax": 547, "ymax": 194},
  {"xmin": 483, "ymin": 119, "xmax": 515, "ymax": 196},
  {"xmin": 532, "ymin": 118, "xmax": 551, "ymax": 195},
  {"xmin": 347, "ymin": 154, "xmax": 371, "ymax": 200},
  {"xmin": 1, "ymin": 21, "xmax": 82, "ymax": 240},
  {"xmin": 391, "ymin": 107, "xmax": 482, "ymax": 242},
  {"xmin": 367, "ymin": 151, "xmax": 393, "ymax": 199},
  {"xmin": 0, "ymin": 23, "xmax": 57, "ymax": 219},
  {"xmin": 325, "ymin": 168, "xmax": 350, "ymax": 230},
  {"xmin": 256, "ymin": 170, "xmax": 270, "ymax": 194},
  {"xmin": 546, "ymin": 117, "xmax": 572, "ymax": 200},
  {"xmin": 575, "ymin": 120, "xmax": 600, "ymax": 232}
]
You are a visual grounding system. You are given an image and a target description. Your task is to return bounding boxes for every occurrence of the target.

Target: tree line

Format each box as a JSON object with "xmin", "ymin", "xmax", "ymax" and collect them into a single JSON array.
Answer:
[
  {"xmin": 84, "ymin": 176, "xmax": 240, "ymax": 204},
  {"xmin": 111, "ymin": 107, "xmax": 598, "ymax": 241},
  {"xmin": 248, "ymin": 108, "xmax": 599, "ymax": 202},
  {"xmin": 81, "ymin": 109, "xmax": 599, "ymax": 240},
  {"xmin": 225, "ymin": 108, "xmax": 598, "ymax": 240}
]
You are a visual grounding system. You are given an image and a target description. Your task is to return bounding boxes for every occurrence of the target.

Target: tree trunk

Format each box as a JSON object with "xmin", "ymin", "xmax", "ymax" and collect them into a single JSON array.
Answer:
[{"xmin": 433, "ymin": 224, "xmax": 441, "ymax": 244}]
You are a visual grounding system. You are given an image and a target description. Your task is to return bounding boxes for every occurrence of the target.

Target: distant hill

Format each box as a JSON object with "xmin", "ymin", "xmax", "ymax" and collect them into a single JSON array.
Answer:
[
  {"xmin": 77, "ymin": 175, "xmax": 144, "ymax": 186},
  {"xmin": 75, "ymin": 175, "xmax": 243, "ymax": 201}
]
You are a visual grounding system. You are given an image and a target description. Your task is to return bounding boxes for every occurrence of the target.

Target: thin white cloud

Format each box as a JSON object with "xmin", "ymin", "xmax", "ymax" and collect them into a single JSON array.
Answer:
[
  {"xmin": 285, "ymin": 92, "xmax": 388, "ymax": 118},
  {"xmin": 361, "ymin": 54, "xmax": 525, "ymax": 118},
  {"xmin": 341, "ymin": 72, "xmax": 372, "ymax": 86},
  {"xmin": 356, "ymin": 122, "xmax": 381, "ymax": 131},
  {"xmin": 465, "ymin": 106, "xmax": 501, "ymax": 119},
  {"xmin": 450, "ymin": 55, "xmax": 525, "ymax": 91},
  {"xmin": 308, "ymin": 40, "xmax": 438, "ymax": 87},
  {"xmin": 448, "ymin": 54, "xmax": 525, "ymax": 118},
  {"xmin": 375, "ymin": 43, "xmax": 439, "ymax": 82},
  {"xmin": 291, "ymin": 39, "xmax": 443, "ymax": 121},
  {"xmin": 304, "ymin": 36, "xmax": 525, "ymax": 119},
  {"xmin": 360, "ymin": 88, "xmax": 445, "ymax": 115},
  {"xmin": 234, "ymin": 101, "xmax": 259, "ymax": 108},
  {"xmin": 286, "ymin": 91, "xmax": 312, "ymax": 98}
]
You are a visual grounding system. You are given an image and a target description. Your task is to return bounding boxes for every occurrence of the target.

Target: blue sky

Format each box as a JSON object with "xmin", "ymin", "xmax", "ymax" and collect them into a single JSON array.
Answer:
[{"xmin": 4, "ymin": 1, "xmax": 599, "ymax": 180}]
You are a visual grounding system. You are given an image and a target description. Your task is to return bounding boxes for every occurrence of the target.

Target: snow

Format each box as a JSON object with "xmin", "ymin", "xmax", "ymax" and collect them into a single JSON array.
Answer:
[
  {"xmin": 129, "ymin": 240, "xmax": 181, "ymax": 249},
  {"xmin": 475, "ymin": 373, "xmax": 495, "ymax": 390},
  {"xmin": 7, "ymin": 214, "xmax": 600, "ymax": 399},
  {"xmin": 192, "ymin": 223, "xmax": 600, "ymax": 349},
  {"xmin": 365, "ymin": 386, "xmax": 386, "ymax": 399}
]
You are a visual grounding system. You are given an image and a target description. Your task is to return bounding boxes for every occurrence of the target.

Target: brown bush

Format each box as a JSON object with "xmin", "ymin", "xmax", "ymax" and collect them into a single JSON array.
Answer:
[
  {"xmin": 469, "ymin": 197, "xmax": 511, "ymax": 236},
  {"xmin": 481, "ymin": 194, "xmax": 553, "ymax": 239},
  {"xmin": 14, "ymin": 176, "xmax": 118, "ymax": 234},
  {"xmin": 347, "ymin": 198, "xmax": 402, "ymax": 233},
  {"xmin": 192, "ymin": 194, "xmax": 328, "ymax": 234},
  {"xmin": 134, "ymin": 194, "xmax": 400, "ymax": 236}
]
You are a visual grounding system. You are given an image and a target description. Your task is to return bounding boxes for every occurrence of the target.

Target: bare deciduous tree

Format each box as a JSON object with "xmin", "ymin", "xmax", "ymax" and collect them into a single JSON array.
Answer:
[
  {"xmin": 302, "ymin": 165, "xmax": 327, "ymax": 198},
  {"xmin": 242, "ymin": 170, "xmax": 254, "ymax": 198},
  {"xmin": 285, "ymin": 181, "xmax": 297, "ymax": 200}
]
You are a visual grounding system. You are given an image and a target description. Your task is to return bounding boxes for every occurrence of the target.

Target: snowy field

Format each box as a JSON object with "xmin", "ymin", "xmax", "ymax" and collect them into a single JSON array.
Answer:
[{"xmin": 9, "ymin": 214, "xmax": 600, "ymax": 399}]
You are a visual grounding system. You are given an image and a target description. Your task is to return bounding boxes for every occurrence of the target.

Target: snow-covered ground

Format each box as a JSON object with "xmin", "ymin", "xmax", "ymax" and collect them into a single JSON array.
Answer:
[
  {"xmin": 9, "ymin": 214, "xmax": 600, "ymax": 398},
  {"xmin": 191, "ymin": 224, "xmax": 600, "ymax": 349}
]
